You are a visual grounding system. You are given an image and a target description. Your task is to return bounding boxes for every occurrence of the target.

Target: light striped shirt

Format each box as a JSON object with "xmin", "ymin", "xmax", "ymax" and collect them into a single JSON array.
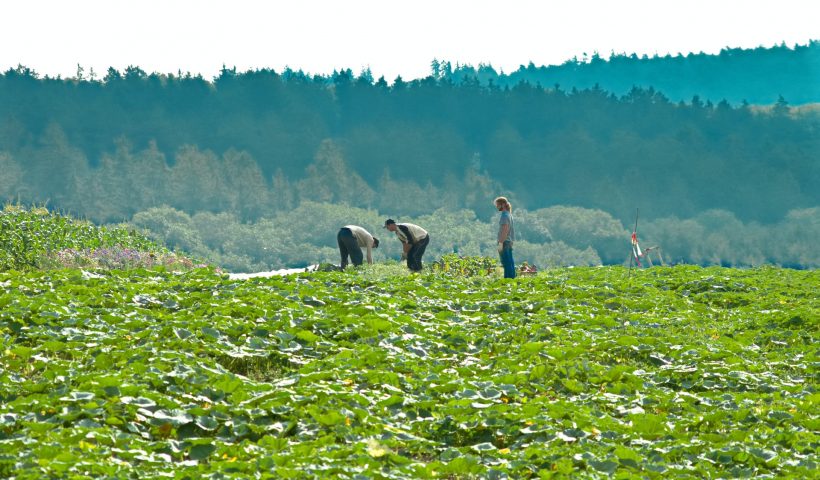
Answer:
[{"xmin": 395, "ymin": 223, "xmax": 428, "ymax": 244}]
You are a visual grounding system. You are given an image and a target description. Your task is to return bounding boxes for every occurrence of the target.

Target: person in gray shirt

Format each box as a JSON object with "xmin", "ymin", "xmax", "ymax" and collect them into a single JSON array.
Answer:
[{"xmin": 495, "ymin": 196, "xmax": 516, "ymax": 278}]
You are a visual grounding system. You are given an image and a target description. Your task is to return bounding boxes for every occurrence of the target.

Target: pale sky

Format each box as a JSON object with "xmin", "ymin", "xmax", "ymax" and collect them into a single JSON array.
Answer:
[{"xmin": 3, "ymin": 0, "xmax": 818, "ymax": 81}]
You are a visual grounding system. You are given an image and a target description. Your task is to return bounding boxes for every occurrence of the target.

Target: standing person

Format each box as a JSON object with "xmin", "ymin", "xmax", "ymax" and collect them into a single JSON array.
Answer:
[
  {"xmin": 383, "ymin": 219, "xmax": 429, "ymax": 272},
  {"xmin": 494, "ymin": 196, "xmax": 516, "ymax": 279},
  {"xmin": 337, "ymin": 225, "xmax": 379, "ymax": 268}
]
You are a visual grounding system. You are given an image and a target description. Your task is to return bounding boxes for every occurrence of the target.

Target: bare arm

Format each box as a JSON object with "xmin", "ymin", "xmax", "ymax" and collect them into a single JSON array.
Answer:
[{"xmin": 366, "ymin": 242, "xmax": 373, "ymax": 264}]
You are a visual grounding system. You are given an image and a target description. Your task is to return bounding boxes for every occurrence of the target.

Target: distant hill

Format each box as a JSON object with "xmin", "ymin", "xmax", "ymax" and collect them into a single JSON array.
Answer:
[{"xmin": 438, "ymin": 41, "xmax": 820, "ymax": 105}]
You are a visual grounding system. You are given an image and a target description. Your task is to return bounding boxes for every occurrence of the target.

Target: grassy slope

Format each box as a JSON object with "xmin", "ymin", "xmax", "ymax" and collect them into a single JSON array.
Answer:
[{"xmin": 1, "ymin": 264, "xmax": 817, "ymax": 478}]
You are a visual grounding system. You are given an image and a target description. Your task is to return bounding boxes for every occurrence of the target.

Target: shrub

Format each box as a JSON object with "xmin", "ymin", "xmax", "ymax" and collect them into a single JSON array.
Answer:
[{"xmin": 430, "ymin": 254, "xmax": 498, "ymax": 277}]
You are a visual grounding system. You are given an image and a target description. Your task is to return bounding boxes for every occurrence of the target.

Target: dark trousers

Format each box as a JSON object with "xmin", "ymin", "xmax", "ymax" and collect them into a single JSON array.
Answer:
[
  {"xmin": 337, "ymin": 228, "xmax": 363, "ymax": 268},
  {"xmin": 407, "ymin": 235, "xmax": 429, "ymax": 272}
]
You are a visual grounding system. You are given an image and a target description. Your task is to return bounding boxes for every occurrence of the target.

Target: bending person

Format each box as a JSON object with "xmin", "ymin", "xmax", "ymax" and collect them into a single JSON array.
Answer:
[
  {"xmin": 384, "ymin": 219, "xmax": 429, "ymax": 272},
  {"xmin": 337, "ymin": 225, "xmax": 379, "ymax": 268}
]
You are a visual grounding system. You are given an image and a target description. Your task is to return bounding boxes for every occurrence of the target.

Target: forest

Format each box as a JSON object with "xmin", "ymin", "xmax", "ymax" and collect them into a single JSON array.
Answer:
[
  {"xmin": 443, "ymin": 41, "xmax": 820, "ymax": 105},
  {"xmin": 0, "ymin": 43, "xmax": 817, "ymax": 270}
]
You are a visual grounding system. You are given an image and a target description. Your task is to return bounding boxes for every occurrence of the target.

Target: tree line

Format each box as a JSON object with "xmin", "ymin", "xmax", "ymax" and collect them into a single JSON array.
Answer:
[{"xmin": 441, "ymin": 41, "xmax": 820, "ymax": 105}]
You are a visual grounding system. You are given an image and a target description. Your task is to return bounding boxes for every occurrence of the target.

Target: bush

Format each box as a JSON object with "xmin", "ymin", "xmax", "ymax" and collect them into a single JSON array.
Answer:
[
  {"xmin": 519, "ymin": 206, "xmax": 627, "ymax": 263},
  {"xmin": 430, "ymin": 254, "xmax": 498, "ymax": 277},
  {"xmin": 513, "ymin": 240, "xmax": 602, "ymax": 268}
]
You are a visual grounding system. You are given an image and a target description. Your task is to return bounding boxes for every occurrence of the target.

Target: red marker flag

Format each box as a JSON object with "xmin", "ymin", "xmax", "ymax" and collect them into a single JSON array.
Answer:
[{"xmin": 631, "ymin": 232, "xmax": 643, "ymax": 267}]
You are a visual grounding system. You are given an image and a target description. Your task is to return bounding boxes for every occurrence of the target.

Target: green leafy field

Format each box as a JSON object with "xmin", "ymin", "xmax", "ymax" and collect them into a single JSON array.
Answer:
[{"xmin": 1, "ymin": 263, "xmax": 817, "ymax": 478}]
